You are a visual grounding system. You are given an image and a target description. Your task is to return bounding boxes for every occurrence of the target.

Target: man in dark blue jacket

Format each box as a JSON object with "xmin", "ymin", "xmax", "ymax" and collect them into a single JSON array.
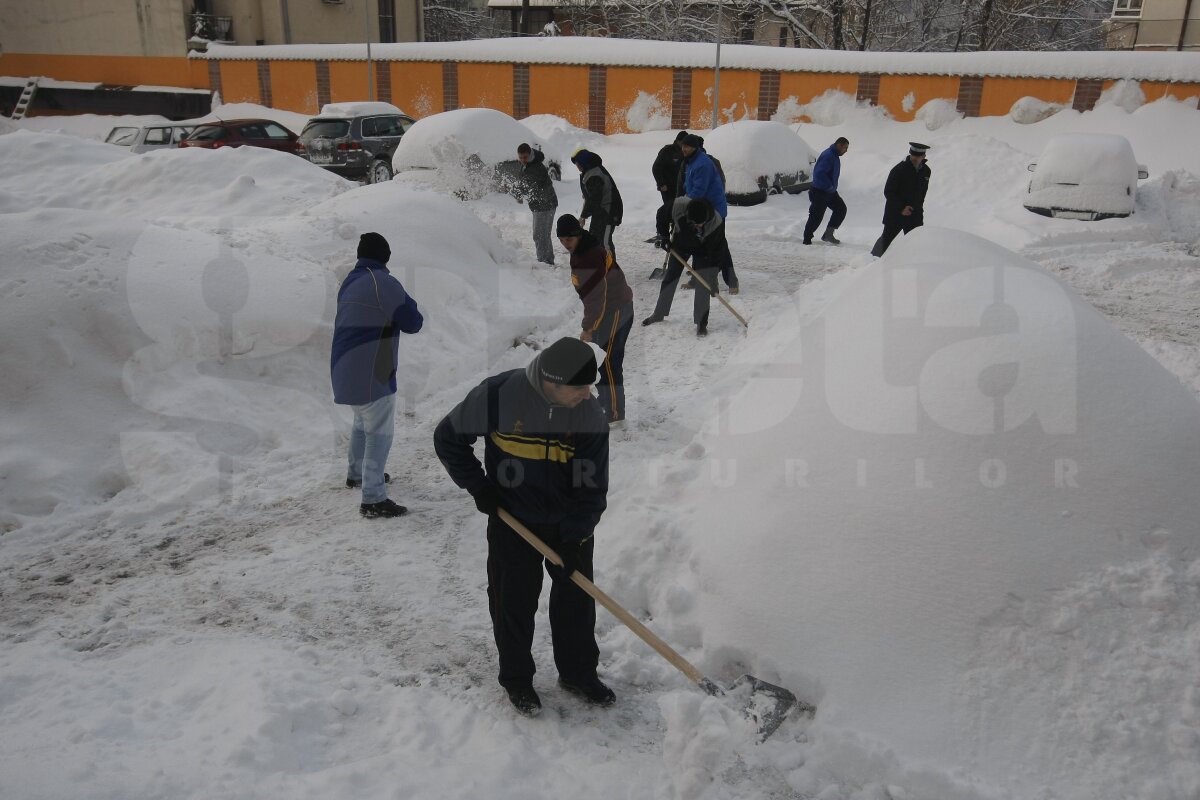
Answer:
[
  {"xmin": 804, "ymin": 137, "xmax": 849, "ymax": 245},
  {"xmin": 331, "ymin": 232, "xmax": 423, "ymax": 518},
  {"xmin": 433, "ymin": 337, "xmax": 615, "ymax": 717},
  {"xmin": 680, "ymin": 133, "xmax": 728, "ymax": 220}
]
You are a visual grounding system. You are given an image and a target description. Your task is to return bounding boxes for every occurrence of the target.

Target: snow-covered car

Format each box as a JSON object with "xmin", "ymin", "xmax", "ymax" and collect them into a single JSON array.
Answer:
[
  {"xmin": 390, "ymin": 108, "xmax": 560, "ymax": 197},
  {"xmin": 104, "ymin": 124, "xmax": 193, "ymax": 153},
  {"xmin": 297, "ymin": 102, "xmax": 416, "ymax": 184},
  {"xmin": 704, "ymin": 120, "xmax": 817, "ymax": 206},
  {"xmin": 1023, "ymin": 133, "xmax": 1149, "ymax": 220}
]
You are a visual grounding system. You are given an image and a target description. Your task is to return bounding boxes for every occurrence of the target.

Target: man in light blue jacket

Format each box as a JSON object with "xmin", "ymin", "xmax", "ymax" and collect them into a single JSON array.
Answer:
[{"xmin": 804, "ymin": 137, "xmax": 849, "ymax": 245}]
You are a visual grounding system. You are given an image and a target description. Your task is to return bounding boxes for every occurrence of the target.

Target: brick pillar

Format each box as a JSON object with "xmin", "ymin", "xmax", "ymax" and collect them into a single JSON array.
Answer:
[
  {"xmin": 513, "ymin": 64, "xmax": 530, "ymax": 119},
  {"xmin": 757, "ymin": 70, "xmax": 781, "ymax": 120},
  {"xmin": 856, "ymin": 74, "xmax": 880, "ymax": 106},
  {"xmin": 375, "ymin": 62, "xmax": 391, "ymax": 104},
  {"xmin": 207, "ymin": 60, "xmax": 222, "ymax": 98},
  {"xmin": 316, "ymin": 62, "xmax": 331, "ymax": 108},
  {"xmin": 442, "ymin": 62, "xmax": 459, "ymax": 111},
  {"xmin": 671, "ymin": 68, "xmax": 692, "ymax": 129},
  {"xmin": 588, "ymin": 65, "xmax": 607, "ymax": 134},
  {"xmin": 1072, "ymin": 79, "xmax": 1104, "ymax": 112},
  {"xmin": 256, "ymin": 60, "xmax": 272, "ymax": 107},
  {"xmin": 956, "ymin": 76, "xmax": 984, "ymax": 117}
]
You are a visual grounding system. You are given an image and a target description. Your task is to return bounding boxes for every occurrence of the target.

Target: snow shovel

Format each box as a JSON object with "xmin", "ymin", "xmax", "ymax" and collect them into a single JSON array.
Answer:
[
  {"xmin": 668, "ymin": 248, "xmax": 749, "ymax": 329},
  {"xmin": 648, "ymin": 248, "xmax": 669, "ymax": 281},
  {"xmin": 498, "ymin": 508, "xmax": 812, "ymax": 740}
]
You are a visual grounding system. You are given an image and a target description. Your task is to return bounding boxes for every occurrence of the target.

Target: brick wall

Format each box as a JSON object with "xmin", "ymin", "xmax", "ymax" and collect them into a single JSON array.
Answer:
[
  {"xmin": 757, "ymin": 70, "xmax": 780, "ymax": 120},
  {"xmin": 671, "ymin": 68, "xmax": 692, "ymax": 129},
  {"xmin": 442, "ymin": 61, "xmax": 458, "ymax": 111},
  {"xmin": 588, "ymin": 65, "xmax": 607, "ymax": 133},
  {"xmin": 513, "ymin": 63, "xmax": 529, "ymax": 118},
  {"xmin": 957, "ymin": 76, "xmax": 983, "ymax": 116}
]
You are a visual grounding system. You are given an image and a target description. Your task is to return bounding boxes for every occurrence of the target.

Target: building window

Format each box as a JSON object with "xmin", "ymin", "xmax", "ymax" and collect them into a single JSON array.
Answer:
[
  {"xmin": 379, "ymin": 0, "xmax": 396, "ymax": 42},
  {"xmin": 1111, "ymin": 0, "xmax": 1142, "ymax": 17}
]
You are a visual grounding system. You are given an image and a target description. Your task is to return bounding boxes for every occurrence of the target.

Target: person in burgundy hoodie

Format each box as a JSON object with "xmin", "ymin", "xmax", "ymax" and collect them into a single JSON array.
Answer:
[{"xmin": 555, "ymin": 214, "xmax": 634, "ymax": 424}]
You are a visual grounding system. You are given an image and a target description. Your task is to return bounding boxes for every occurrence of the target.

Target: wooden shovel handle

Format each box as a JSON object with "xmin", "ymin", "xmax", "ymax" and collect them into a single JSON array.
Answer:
[
  {"xmin": 668, "ymin": 248, "xmax": 750, "ymax": 328},
  {"xmin": 498, "ymin": 508, "xmax": 709, "ymax": 688}
]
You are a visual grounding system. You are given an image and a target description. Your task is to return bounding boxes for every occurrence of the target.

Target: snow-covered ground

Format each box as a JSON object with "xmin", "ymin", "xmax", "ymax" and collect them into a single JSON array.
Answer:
[{"xmin": 2, "ymin": 88, "xmax": 1199, "ymax": 800}]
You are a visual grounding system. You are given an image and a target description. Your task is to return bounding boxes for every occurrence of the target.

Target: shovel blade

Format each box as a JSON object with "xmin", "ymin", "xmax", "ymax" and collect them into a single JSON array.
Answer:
[
  {"xmin": 728, "ymin": 674, "xmax": 814, "ymax": 742},
  {"xmin": 648, "ymin": 267, "xmax": 664, "ymax": 280}
]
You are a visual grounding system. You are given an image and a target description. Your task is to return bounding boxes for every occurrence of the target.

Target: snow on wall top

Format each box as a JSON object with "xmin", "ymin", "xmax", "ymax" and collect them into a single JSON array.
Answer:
[{"xmin": 196, "ymin": 38, "xmax": 1200, "ymax": 83}]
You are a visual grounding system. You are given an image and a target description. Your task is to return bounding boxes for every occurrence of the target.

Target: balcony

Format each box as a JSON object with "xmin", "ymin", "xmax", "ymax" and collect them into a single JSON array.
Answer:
[{"xmin": 187, "ymin": 12, "xmax": 234, "ymax": 49}]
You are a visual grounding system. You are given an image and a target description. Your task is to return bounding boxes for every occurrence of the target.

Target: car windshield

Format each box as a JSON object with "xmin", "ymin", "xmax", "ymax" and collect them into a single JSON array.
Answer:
[
  {"xmin": 105, "ymin": 127, "xmax": 139, "ymax": 146},
  {"xmin": 188, "ymin": 125, "xmax": 228, "ymax": 141},
  {"xmin": 302, "ymin": 120, "xmax": 351, "ymax": 140}
]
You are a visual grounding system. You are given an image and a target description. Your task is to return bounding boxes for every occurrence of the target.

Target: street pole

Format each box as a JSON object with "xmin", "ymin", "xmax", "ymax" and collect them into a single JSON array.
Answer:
[
  {"xmin": 712, "ymin": 0, "xmax": 722, "ymax": 129},
  {"xmin": 365, "ymin": 0, "xmax": 375, "ymax": 100}
]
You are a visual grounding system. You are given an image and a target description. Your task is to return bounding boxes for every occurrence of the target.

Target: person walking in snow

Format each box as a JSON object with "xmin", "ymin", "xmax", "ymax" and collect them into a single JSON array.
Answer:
[
  {"xmin": 433, "ymin": 337, "xmax": 616, "ymax": 718},
  {"xmin": 651, "ymin": 130, "xmax": 688, "ymax": 248},
  {"xmin": 643, "ymin": 198, "xmax": 729, "ymax": 337},
  {"xmin": 331, "ymin": 232, "xmax": 423, "ymax": 519},
  {"xmin": 513, "ymin": 142, "xmax": 558, "ymax": 265},
  {"xmin": 870, "ymin": 142, "xmax": 932, "ymax": 257},
  {"xmin": 679, "ymin": 133, "xmax": 728, "ymax": 220},
  {"xmin": 571, "ymin": 148, "xmax": 623, "ymax": 255},
  {"xmin": 804, "ymin": 137, "xmax": 850, "ymax": 246},
  {"xmin": 556, "ymin": 213, "xmax": 634, "ymax": 424}
]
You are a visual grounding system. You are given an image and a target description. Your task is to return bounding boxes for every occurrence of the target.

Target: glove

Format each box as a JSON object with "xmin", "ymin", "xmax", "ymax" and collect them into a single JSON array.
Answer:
[
  {"xmin": 658, "ymin": 238, "xmax": 671, "ymax": 251},
  {"xmin": 471, "ymin": 484, "xmax": 502, "ymax": 517},
  {"xmin": 555, "ymin": 538, "xmax": 586, "ymax": 578}
]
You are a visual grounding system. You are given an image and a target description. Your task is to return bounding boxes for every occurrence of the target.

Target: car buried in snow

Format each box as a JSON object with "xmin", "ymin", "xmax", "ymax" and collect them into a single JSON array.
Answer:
[
  {"xmin": 389, "ymin": 108, "xmax": 561, "ymax": 199},
  {"xmin": 704, "ymin": 120, "xmax": 818, "ymax": 206},
  {"xmin": 104, "ymin": 124, "xmax": 194, "ymax": 153},
  {"xmin": 1023, "ymin": 133, "xmax": 1149, "ymax": 220},
  {"xmin": 297, "ymin": 102, "xmax": 417, "ymax": 184}
]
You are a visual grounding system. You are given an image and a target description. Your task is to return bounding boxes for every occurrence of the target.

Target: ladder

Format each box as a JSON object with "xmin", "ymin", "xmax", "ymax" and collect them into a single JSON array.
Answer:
[{"xmin": 10, "ymin": 77, "xmax": 39, "ymax": 120}]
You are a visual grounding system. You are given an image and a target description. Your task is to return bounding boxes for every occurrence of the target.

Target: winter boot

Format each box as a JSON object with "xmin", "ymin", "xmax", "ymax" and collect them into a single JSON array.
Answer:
[
  {"xmin": 642, "ymin": 314, "xmax": 665, "ymax": 326},
  {"xmin": 821, "ymin": 229, "xmax": 841, "ymax": 245},
  {"xmin": 360, "ymin": 499, "xmax": 407, "ymax": 518},
  {"xmin": 559, "ymin": 674, "xmax": 616, "ymax": 707},
  {"xmin": 505, "ymin": 684, "xmax": 542, "ymax": 717},
  {"xmin": 696, "ymin": 323, "xmax": 708, "ymax": 337},
  {"xmin": 347, "ymin": 472, "xmax": 390, "ymax": 489}
]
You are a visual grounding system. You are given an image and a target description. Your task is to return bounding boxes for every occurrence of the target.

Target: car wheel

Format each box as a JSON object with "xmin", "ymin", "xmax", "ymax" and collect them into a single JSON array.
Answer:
[{"xmin": 369, "ymin": 160, "xmax": 394, "ymax": 184}]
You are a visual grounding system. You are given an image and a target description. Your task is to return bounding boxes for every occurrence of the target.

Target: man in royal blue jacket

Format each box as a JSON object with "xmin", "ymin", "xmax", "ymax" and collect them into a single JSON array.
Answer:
[
  {"xmin": 680, "ymin": 133, "xmax": 728, "ymax": 220},
  {"xmin": 433, "ymin": 337, "xmax": 615, "ymax": 718},
  {"xmin": 331, "ymin": 232, "xmax": 423, "ymax": 518},
  {"xmin": 804, "ymin": 137, "xmax": 850, "ymax": 246}
]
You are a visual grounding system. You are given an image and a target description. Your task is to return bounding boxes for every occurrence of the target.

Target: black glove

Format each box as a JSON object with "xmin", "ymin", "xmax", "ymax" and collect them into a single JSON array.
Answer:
[
  {"xmin": 555, "ymin": 538, "xmax": 586, "ymax": 578},
  {"xmin": 657, "ymin": 237, "xmax": 671, "ymax": 251},
  {"xmin": 471, "ymin": 484, "xmax": 502, "ymax": 516}
]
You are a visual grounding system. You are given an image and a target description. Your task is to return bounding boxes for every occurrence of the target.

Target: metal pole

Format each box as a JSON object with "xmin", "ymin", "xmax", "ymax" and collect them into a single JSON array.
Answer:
[
  {"xmin": 712, "ymin": 0, "xmax": 722, "ymax": 128},
  {"xmin": 365, "ymin": 0, "xmax": 375, "ymax": 100}
]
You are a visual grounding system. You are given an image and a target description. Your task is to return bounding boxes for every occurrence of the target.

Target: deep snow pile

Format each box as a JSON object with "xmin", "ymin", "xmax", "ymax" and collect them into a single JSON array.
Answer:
[
  {"xmin": 703, "ymin": 120, "xmax": 818, "ymax": 195},
  {"xmin": 663, "ymin": 229, "xmax": 1200, "ymax": 798}
]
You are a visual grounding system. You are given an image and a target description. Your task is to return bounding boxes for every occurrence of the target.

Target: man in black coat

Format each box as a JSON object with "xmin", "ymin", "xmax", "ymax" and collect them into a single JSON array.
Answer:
[
  {"xmin": 871, "ymin": 142, "xmax": 932, "ymax": 258},
  {"xmin": 651, "ymin": 131, "xmax": 688, "ymax": 247},
  {"xmin": 571, "ymin": 149, "xmax": 623, "ymax": 255},
  {"xmin": 515, "ymin": 142, "xmax": 559, "ymax": 265},
  {"xmin": 643, "ymin": 198, "xmax": 728, "ymax": 337}
]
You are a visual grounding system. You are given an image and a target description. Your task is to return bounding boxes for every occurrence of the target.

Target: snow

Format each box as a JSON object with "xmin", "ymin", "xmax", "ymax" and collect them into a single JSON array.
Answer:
[
  {"xmin": 1009, "ymin": 96, "xmax": 1064, "ymax": 124},
  {"xmin": 1025, "ymin": 133, "xmax": 1141, "ymax": 216},
  {"xmin": 702, "ymin": 120, "xmax": 818, "ymax": 194},
  {"xmin": 914, "ymin": 97, "xmax": 963, "ymax": 130},
  {"xmin": 3, "ymin": 92, "xmax": 1200, "ymax": 800},
  {"xmin": 317, "ymin": 101, "xmax": 406, "ymax": 119},
  {"xmin": 391, "ymin": 107, "xmax": 551, "ymax": 171}
]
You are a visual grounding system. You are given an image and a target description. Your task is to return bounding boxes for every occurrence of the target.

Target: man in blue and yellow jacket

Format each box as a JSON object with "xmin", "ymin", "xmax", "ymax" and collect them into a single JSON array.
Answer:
[{"xmin": 433, "ymin": 337, "xmax": 615, "ymax": 717}]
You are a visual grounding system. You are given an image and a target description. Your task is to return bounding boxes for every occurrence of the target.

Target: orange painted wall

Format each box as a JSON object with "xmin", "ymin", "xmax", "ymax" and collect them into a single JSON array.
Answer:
[
  {"xmin": 0, "ymin": 53, "xmax": 205, "ymax": 88},
  {"xmin": 878, "ymin": 74, "xmax": 960, "ymax": 121},
  {"xmin": 529, "ymin": 64, "xmax": 588, "ymax": 129},
  {"xmin": 269, "ymin": 60, "xmax": 319, "ymax": 116},
  {"xmin": 458, "ymin": 63, "xmax": 514, "ymax": 114},
  {"xmin": 605, "ymin": 67, "xmax": 672, "ymax": 133},
  {"xmin": 690, "ymin": 69, "xmax": 760, "ymax": 128},
  {"xmin": 1111, "ymin": 79, "xmax": 1200, "ymax": 102},
  {"xmin": 391, "ymin": 62, "xmax": 442, "ymax": 117},
  {"xmin": 328, "ymin": 61, "xmax": 372, "ymax": 103},
  {"xmin": 218, "ymin": 60, "xmax": 262, "ymax": 104},
  {"xmin": 981, "ymin": 77, "xmax": 1076, "ymax": 116},
  {"xmin": 776, "ymin": 72, "xmax": 858, "ymax": 108}
]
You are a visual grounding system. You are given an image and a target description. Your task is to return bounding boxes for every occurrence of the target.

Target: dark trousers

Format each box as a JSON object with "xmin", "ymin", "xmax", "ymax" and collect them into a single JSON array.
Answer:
[
  {"xmin": 870, "ymin": 217, "xmax": 923, "ymax": 257},
  {"xmin": 653, "ymin": 252, "xmax": 721, "ymax": 327},
  {"xmin": 655, "ymin": 191, "xmax": 674, "ymax": 240},
  {"xmin": 804, "ymin": 189, "xmax": 847, "ymax": 241},
  {"xmin": 719, "ymin": 247, "xmax": 738, "ymax": 290},
  {"xmin": 593, "ymin": 301, "xmax": 634, "ymax": 422},
  {"xmin": 588, "ymin": 216, "xmax": 616, "ymax": 255},
  {"xmin": 486, "ymin": 514, "xmax": 599, "ymax": 689}
]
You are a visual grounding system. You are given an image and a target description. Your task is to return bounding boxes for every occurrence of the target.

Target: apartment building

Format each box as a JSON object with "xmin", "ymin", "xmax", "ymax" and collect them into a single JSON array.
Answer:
[{"xmin": 1107, "ymin": 0, "xmax": 1200, "ymax": 50}]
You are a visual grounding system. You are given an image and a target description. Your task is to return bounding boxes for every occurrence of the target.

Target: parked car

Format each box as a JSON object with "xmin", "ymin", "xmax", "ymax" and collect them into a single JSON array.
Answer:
[
  {"xmin": 706, "ymin": 120, "xmax": 817, "ymax": 206},
  {"xmin": 297, "ymin": 102, "xmax": 416, "ymax": 184},
  {"xmin": 391, "ymin": 108, "xmax": 560, "ymax": 198},
  {"xmin": 179, "ymin": 119, "xmax": 299, "ymax": 153},
  {"xmin": 1023, "ymin": 133, "xmax": 1149, "ymax": 220},
  {"xmin": 104, "ymin": 124, "xmax": 194, "ymax": 153}
]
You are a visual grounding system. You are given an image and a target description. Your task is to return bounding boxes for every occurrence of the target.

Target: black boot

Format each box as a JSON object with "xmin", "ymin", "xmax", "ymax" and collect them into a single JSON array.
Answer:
[
  {"xmin": 642, "ymin": 314, "xmax": 665, "ymax": 326},
  {"xmin": 559, "ymin": 674, "xmax": 616, "ymax": 706},
  {"xmin": 360, "ymin": 499, "xmax": 407, "ymax": 518},
  {"xmin": 505, "ymin": 684, "xmax": 542, "ymax": 717},
  {"xmin": 821, "ymin": 229, "xmax": 841, "ymax": 245}
]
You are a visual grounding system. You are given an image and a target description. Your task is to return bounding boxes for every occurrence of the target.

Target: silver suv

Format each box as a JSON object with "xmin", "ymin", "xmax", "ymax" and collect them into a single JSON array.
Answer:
[
  {"xmin": 104, "ymin": 124, "xmax": 194, "ymax": 154},
  {"xmin": 298, "ymin": 109, "xmax": 415, "ymax": 184}
]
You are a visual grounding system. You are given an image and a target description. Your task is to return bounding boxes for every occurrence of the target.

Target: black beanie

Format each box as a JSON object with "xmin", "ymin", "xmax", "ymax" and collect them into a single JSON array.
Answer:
[
  {"xmin": 555, "ymin": 214, "xmax": 584, "ymax": 238},
  {"xmin": 538, "ymin": 337, "xmax": 597, "ymax": 386},
  {"xmin": 674, "ymin": 130, "xmax": 689, "ymax": 143},
  {"xmin": 682, "ymin": 133, "xmax": 704, "ymax": 149},
  {"xmin": 357, "ymin": 232, "xmax": 391, "ymax": 263},
  {"xmin": 687, "ymin": 199, "xmax": 709, "ymax": 224}
]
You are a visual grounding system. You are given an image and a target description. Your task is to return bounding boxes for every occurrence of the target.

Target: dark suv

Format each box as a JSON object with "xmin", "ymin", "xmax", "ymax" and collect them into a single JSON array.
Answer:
[{"xmin": 298, "ymin": 111, "xmax": 416, "ymax": 184}]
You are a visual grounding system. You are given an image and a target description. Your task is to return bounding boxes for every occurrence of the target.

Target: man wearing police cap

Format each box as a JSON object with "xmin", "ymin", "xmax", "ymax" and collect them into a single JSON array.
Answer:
[{"xmin": 871, "ymin": 142, "xmax": 932, "ymax": 257}]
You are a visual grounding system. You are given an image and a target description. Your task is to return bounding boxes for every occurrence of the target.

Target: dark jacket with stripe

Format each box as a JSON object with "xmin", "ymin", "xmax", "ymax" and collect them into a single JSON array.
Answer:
[
  {"xmin": 578, "ymin": 153, "xmax": 623, "ymax": 229},
  {"xmin": 570, "ymin": 231, "xmax": 634, "ymax": 334},
  {"xmin": 331, "ymin": 258, "xmax": 423, "ymax": 406},
  {"xmin": 433, "ymin": 357, "xmax": 609, "ymax": 542}
]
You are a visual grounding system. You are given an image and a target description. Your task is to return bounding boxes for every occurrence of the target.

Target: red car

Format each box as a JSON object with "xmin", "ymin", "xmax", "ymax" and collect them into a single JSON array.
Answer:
[{"xmin": 179, "ymin": 118, "xmax": 299, "ymax": 152}]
